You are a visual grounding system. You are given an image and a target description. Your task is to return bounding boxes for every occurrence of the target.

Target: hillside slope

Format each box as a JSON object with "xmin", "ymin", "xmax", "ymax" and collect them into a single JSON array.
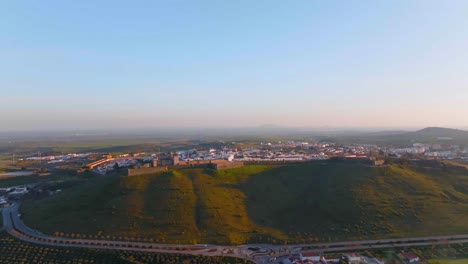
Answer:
[
  {"xmin": 243, "ymin": 164, "xmax": 468, "ymax": 241},
  {"xmin": 21, "ymin": 164, "xmax": 468, "ymax": 244}
]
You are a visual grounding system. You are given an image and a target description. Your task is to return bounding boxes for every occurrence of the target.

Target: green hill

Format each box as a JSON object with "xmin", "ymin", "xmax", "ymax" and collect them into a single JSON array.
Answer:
[{"xmin": 21, "ymin": 163, "xmax": 468, "ymax": 245}]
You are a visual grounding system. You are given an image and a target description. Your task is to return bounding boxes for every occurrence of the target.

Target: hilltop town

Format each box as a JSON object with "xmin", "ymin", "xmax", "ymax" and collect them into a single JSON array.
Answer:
[{"xmin": 12, "ymin": 139, "xmax": 468, "ymax": 177}]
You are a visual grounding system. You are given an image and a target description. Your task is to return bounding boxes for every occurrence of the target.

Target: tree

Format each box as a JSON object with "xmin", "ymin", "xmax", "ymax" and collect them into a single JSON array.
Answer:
[{"xmin": 384, "ymin": 158, "xmax": 394, "ymax": 165}]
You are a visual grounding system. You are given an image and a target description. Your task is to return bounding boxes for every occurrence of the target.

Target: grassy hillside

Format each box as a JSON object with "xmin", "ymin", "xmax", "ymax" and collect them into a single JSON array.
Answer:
[
  {"xmin": 21, "ymin": 164, "xmax": 468, "ymax": 245},
  {"xmin": 428, "ymin": 259, "xmax": 468, "ymax": 264}
]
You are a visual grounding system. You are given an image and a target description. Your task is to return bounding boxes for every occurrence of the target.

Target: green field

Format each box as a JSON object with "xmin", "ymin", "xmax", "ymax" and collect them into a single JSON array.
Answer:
[
  {"xmin": 0, "ymin": 232, "xmax": 248, "ymax": 264},
  {"xmin": 21, "ymin": 163, "xmax": 468, "ymax": 245},
  {"xmin": 428, "ymin": 259, "xmax": 468, "ymax": 264},
  {"xmin": 0, "ymin": 172, "xmax": 79, "ymax": 188},
  {"xmin": 0, "ymin": 175, "xmax": 45, "ymax": 188}
]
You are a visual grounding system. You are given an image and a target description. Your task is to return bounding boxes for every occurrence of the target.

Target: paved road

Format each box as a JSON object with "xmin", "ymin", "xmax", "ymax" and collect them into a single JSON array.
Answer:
[
  {"xmin": 0, "ymin": 208, "xmax": 4, "ymax": 231},
  {"xmin": 2, "ymin": 203, "xmax": 255, "ymax": 260},
  {"xmin": 3, "ymin": 202, "xmax": 468, "ymax": 264}
]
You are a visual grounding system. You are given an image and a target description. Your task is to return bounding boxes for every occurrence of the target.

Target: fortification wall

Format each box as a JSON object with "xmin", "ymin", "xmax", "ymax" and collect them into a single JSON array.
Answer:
[
  {"xmin": 211, "ymin": 161, "xmax": 244, "ymax": 170},
  {"xmin": 128, "ymin": 166, "xmax": 168, "ymax": 176},
  {"xmin": 176, "ymin": 160, "xmax": 213, "ymax": 166},
  {"xmin": 245, "ymin": 157, "xmax": 374, "ymax": 166},
  {"xmin": 173, "ymin": 163, "xmax": 212, "ymax": 169},
  {"xmin": 244, "ymin": 160, "xmax": 315, "ymax": 166}
]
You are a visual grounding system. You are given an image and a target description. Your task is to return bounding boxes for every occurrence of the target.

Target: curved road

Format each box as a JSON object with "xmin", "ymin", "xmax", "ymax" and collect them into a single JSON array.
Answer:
[{"xmin": 2, "ymin": 202, "xmax": 468, "ymax": 264}]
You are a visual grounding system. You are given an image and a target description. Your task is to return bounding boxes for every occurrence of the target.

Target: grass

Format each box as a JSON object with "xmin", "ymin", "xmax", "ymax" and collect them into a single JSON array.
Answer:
[
  {"xmin": 428, "ymin": 259, "xmax": 468, "ymax": 264},
  {"xmin": 0, "ymin": 175, "xmax": 42, "ymax": 188},
  {"xmin": 443, "ymin": 160, "xmax": 468, "ymax": 170},
  {"xmin": 22, "ymin": 167, "xmax": 283, "ymax": 245},
  {"xmin": 0, "ymin": 172, "xmax": 75, "ymax": 188},
  {"xmin": 21, "ymin": 163, "xmax": 468, "ymax": 245}
]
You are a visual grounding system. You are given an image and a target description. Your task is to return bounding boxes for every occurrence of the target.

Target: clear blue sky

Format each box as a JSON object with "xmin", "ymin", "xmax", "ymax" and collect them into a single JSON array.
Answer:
[{"xmin": 1, "ymin": 0, "xmax": 468, "ymax": 130}]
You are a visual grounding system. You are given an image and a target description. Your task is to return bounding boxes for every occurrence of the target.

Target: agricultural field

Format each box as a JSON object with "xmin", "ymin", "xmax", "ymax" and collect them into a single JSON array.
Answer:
[
  {"xmin": 0, "ymin": 136, "xmax": 270, "ymax": 160},
  {"xmin": 0, "ymin": 170, "xmax": 81, "ymax": 188},
  {"xmin": 0, "ymin": 231, "xmax": 248, "ymax": 264},
  {"xmin": 0, "ymin": 175, "xmax": 46, "ymax": 188},
  {"xmin": 21, "ymin": 163, "xmax": 468, "ymax": 245}
]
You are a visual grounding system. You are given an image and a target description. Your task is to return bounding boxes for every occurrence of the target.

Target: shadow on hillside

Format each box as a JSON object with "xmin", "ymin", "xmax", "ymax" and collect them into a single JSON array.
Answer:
[{"xmin": 239, "ymin": 164, "xmax": 363, "ymax": 242}]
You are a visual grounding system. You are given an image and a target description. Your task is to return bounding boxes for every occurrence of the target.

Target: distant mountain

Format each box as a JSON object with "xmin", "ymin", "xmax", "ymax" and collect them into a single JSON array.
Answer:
[
  {"xmin": 255, "ymin": 124, "xmax": 285, "ymax": 129},
  {"xmin": 363, "ymin": 130, "xmax": 410, "ymax": 136},
  {"xmin": 326, "ymin": 127, "xmax": 468, "ymax": 146},
  {"xmin": 414, "ymin": 127, "xmax": 468, "ymax": 136}
]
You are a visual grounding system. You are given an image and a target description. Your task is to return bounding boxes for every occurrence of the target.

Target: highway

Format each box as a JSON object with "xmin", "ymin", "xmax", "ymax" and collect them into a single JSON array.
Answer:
[{"xmin": 2, "ymin": 202, "xmax": 468, "ymax": 264}]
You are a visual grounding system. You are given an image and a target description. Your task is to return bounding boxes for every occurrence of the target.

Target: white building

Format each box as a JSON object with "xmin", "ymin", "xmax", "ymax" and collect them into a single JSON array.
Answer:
[
  {"xmin": 0, "ymin": 196, "xmax": 8, "ymax": 206},
  {"xmin": 301, "ymin": 252, "xmax": 320, "ymax": 262}
]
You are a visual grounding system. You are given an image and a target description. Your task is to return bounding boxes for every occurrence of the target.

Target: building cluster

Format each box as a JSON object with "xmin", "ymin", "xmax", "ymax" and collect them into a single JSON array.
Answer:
[
  {"xmin": 94, "ymin": 158, "xmax": 141, "ymax": 175},
  {"xmin": 19, "ymin": 139, "xmax": 467, "ymax": 176},
  {"xmin": 19, "ymin": 140, "xmax": 384, "ymax": 174},
  {"xmin": 0, "ymin": 185, "xmax": 32, "ymax": 207},
  {"xmin": 150, "ymin": 142, "xmax": 380, "ymax": 163},
  {"xmin": 388, "ymin": 143, "xmax": 468, "ymax": 159},
  {"xmin": 0, "ymin": 186, "xmax": 29, "ymax": 196},
  {"xmin": 92, "ymin": 153, "xmax": 246, "ymax": 175},
  {"xmin": 0, "ymin": 182, "xmax": 62, "ymax": 208},
  {"xmin": 257, "ymin": 141, "xmax": 376, "ymax": 160},
  {"xmin": 175, "ymin": 149, "xmax": 236, "ymax": 161},
  {"xmin": 238, "ymin": 148, "xmax": 326, "ymax": 161},
  {"xmin": 271, "ymin": 249, "xmax": 424, "ymax": 264},
  {"xmin": 0, "ymin": 195, "xmax": 8, "ymax": 208},
  {"xmin": 276, "ymin": 252, "xmax": 385, "ymax": 264},
  {"xmin": 21, "ymin": 152, "xmax": 94, "ymax": 163},
  {"xmin": 276, "ymin": 250, "xmax": 421, "ymax": 263},
  {"xmin": 89, "ymin": 142, "xmax": 379, "ymax": 174},
  {"xmin": 68, "ymin": 141, "xmax": 386, "ymax": 175}
]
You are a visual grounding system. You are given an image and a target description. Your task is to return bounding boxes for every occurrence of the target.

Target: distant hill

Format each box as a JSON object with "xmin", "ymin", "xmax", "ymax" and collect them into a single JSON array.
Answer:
[
  {"xmin": 414, "ymin": 127, "xmax": 468, "ymax": 136},
  {"xmin": 363, "ymin": 130, "xmax": 410, "ymax": 136},
  {"xmin": 21, "ymin": 163, "xmax": 468, "ymax": 245},
  {"xmin": 394, "ymin": 127, "xmax": 468, "ymax": 144},
  {"xmin": 327, "ymin": 127, "xmax": 468, "ymax": 146}
]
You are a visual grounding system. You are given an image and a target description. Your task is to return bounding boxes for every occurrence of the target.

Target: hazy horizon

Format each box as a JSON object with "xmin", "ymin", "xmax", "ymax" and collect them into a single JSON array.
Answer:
[
  {"xmin": 2, "ymin": 1, "xmax": 468, "ymax": 130},
  {"xmin": 1, "ymin": 124, "xmax": 468, "ymax": 134}
]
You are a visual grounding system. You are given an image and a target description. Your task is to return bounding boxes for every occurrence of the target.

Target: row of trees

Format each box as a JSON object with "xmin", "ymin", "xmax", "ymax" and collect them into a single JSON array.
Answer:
[
  {"xmin": 51, "ymin": 232, "xmax": 182, "ymax": 244},
  {"xmin": 50, "ymin": 230, "xmax": 352, "ymax": 245},
  {"xmin": 0, "ymin": 231, "xmax": 252, "ymax": 264}
]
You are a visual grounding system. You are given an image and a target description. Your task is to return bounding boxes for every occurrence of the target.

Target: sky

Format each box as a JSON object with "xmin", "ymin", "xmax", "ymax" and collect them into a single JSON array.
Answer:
[{"xmin": 1, "ymin": 0, "xmax": 468, "ymax": 131}]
